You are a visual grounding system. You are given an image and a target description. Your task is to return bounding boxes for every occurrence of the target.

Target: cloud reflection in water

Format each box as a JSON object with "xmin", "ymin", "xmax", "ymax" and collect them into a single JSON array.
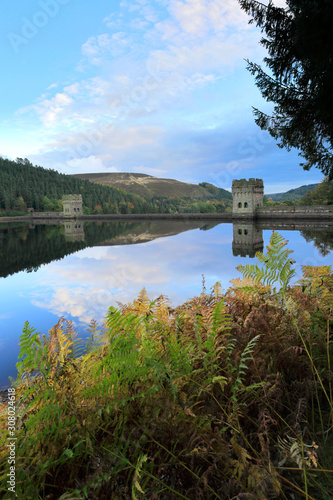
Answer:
[{"xmin": 30, "ymin": 225, "xmax": 234, "ymax": 327}]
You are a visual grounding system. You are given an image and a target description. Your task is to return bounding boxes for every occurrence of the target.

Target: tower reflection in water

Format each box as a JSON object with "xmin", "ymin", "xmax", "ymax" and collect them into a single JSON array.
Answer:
[
  {"xmin": 64, "ymin": 221, "xmax": 85, "ymax": 242},
  {"xmin": 232, "ymin": 223, "xmax": 264, "ymax": 258}
]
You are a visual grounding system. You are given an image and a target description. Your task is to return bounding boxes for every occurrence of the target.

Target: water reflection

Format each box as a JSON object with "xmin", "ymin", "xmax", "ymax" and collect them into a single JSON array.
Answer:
[
  {"xmin": 299, "ymin": 229, "xmax": 333, "ymax": 257},
  {"xmin": 0, "ymin": 219, "xmax": 210, "ymax": 278},
  {"xmin": 64, "ymin": 221, "xmax": 85, "ymax": 242},
  {"xmin": 257, "ymin": 220, "xmax": 333, "ymax": 256},
  {"xmin": 0, "ymin": 219, "xmax": 333, "ymax": 388},
  {"xmin": 232, "ymin": 223, "xmax": 264, "ymax": 258},
  {"xmin": 1, "ymin": 220, "xmax": 332, "ymax": 278}
]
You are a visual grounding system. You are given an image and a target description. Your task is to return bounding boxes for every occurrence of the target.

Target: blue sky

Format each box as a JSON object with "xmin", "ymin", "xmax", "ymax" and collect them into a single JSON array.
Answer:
[{"xmin": 0, "ymin": 0, "xmax": 324, "ymax": 193}]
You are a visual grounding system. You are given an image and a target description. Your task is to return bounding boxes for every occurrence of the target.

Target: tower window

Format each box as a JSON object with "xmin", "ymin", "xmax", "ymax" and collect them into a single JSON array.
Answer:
[
  {"xmin": 238, "ymin": 229, "xmax": 242, "ymax": 235},
  {"xmin": 238, "ymin": 202, "xmax": 242, "ymax": 208},
  {"xmin": 244, "ymin": 202, "xmax": 248, "ymax": 208},
  {"xmin": 244, "ymin": 229, "xmax": 248, "ymax": 235}
]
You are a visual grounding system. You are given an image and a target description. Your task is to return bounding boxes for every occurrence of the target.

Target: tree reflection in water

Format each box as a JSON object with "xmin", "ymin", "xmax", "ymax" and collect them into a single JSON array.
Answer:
[{"xmin": 0, "ymin": 220, "xmax": 332, "ymax": 278}]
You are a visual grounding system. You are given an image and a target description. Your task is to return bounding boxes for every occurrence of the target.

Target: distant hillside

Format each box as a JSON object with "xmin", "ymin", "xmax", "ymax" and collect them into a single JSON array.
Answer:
[
  {"xmin": 268, "ymin": 184, "xmax": 318, "ymax": 202},
  {"xmin": 198, "ymin": 182, "xmax": 232, "ymax": 201},
  {"xmin": 0, "ymin": 159, "xmax": 231, "ymax": 215},
  {"xmin": 0, "ymin": 157, "xmax": 149, "ymax": 213},
  {"xmin": 71, "ymin": 172, "xmax": 232, "ymax": 202},
  {"xmin": 297, "ymin": 178, "xmax": 333, "ymax": 205},
  {"xmin": 0, "ymin": 157, "xmax": 150, "ymax": 215}
]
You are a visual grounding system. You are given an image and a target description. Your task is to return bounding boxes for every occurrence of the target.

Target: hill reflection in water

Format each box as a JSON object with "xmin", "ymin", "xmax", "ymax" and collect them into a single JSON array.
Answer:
[
  {"xmin": 0, "ymin": 219, "xmax": 217, "ymax": 278},
  {"xmin": 0, "ymin": 220, "xmax": 333, "ymax": 278}
]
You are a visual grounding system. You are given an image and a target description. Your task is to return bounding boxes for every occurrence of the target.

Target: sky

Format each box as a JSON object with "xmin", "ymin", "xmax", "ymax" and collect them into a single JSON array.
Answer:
[{"xmin": 0, "ymin": 0, "xmax": 325, "ymax": 194}]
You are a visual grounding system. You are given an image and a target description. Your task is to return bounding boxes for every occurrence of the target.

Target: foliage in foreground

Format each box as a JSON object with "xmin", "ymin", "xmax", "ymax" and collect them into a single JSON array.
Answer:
[{"xmin": 1, "ymin": 232, "xmax": 333, "ymax": 499}]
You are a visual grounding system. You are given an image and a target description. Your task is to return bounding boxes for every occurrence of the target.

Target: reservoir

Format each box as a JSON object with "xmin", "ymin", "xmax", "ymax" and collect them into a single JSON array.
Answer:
[{"xmin": 0, "ymin": 219, "xmax": 332, "ymax": 388}]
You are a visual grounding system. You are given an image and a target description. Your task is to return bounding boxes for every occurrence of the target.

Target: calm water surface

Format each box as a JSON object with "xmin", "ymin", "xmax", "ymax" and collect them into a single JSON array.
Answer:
[{"xmin": 0, "ymin": 219, "xmax": 333, "ymax": 388}]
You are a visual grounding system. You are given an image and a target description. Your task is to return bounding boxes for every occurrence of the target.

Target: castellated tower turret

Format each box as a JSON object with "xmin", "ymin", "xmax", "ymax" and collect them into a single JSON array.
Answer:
[
  {"xmin": 232, "ymin": 178, "xmax": 264, "ymax": 217},
  {"xmin": 62, "ymin": 194, "xmax": 83, "ymax": 218}
]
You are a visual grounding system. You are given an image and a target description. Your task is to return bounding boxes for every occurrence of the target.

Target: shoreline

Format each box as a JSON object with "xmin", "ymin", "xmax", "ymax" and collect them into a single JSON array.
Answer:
[
  {"xmin": 1, "ymin": 206, "xmax": 333, "ymax": 224},
  {"xmin": 0, "ymin": 213, "xmax": 233, "ymax": 223}
]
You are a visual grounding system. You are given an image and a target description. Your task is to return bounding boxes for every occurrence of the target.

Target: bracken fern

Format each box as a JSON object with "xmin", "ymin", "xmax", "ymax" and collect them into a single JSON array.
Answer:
[
  {"xmin": 237, "ymin": 231, "xmax": 296, "ymax": 294},
  {"xmin": 1, "ymin": 235, "xmax": 333, "ymax": 499}
]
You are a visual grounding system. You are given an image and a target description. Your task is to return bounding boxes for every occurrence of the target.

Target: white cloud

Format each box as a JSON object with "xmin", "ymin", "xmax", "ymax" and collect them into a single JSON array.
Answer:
[
  {"xmin": 47, "ymin": 82, "xmax": 59, "ymax": 90},
  {"xmin": 66, "ymin": 155, "xmax": 109, "ymax": 173},
  {"xmin": 168, "ymin": 0, "xmax": 247, "ymax": 35},
  {"xmin": 17, "ymin": 77, "xmax": 114, "ymax": 128},
  {"xmin": 51, "ymin": 123, "xmax": 163, "ymax": 160},
  {"xmin": 18, "ymin": 92, "xmax": 73, "ymax": 127},
  {"xmin": 81, "ymin": 32, "xmax": 134, "ymax": 67},
  {"xmin": 19, "ymin": 0, "xmax": 260, "ymax": 122},
  {"xmin": 75, "ymin": 247, "xmax": 115, "ymax": 260},
  {"xmin": 63, "ymin": 83, "xmax": 81, "ymax": 96},
  {"xmin": 13, "ymin": 0, "xmax": 266, "ymax": 176}
]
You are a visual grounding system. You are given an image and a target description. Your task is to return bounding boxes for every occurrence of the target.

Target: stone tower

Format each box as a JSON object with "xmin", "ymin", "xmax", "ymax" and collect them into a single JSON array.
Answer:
[
  {"xmin": 232, "ymin": 178, "xmax": 264, "ymax": 217},
  {"xmin": 62, "ymin": 194, "xmax": 83, "ymax": 218}
]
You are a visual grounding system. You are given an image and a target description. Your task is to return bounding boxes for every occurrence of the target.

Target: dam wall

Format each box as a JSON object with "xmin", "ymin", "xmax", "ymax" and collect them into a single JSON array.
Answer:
[
  {"xmin": 1, "ymin": 207, "xmax": 333, "ymax": 224},
  {"xmin": 231, "ymin": 206, "xmax": 333, "ymax": 220},
  {"xmin": 257, "ymin": 206, "xmax": 333, "ymax": 220}
]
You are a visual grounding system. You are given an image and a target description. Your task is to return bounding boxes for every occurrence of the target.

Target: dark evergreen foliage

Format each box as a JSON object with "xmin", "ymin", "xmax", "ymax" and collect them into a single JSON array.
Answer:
[
  {"xmin": 0, "ymin": 157, "xmax": 232, "ymax": 214},
  {"xmin": 0, "ymin": 157, "xmax": 150, "ymax": 214},
  {"xmin": 239, "ymin": 0, "xmax": 333, "ymax": 178},
  {"xmin": 199, "ymin": 181, "xmax": 233, "ymax": 200}
]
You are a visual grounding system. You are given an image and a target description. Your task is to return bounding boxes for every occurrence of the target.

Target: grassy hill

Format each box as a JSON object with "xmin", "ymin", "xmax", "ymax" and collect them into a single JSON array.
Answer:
[
  {"xmin": 268, "ymin": 184, "xmax": 318, "ymax": 202},
  {"xmin": 0, "ymin": 158, "xmax": 232, "ymax": 215},
  {"xmin": 71, "ymin": 172, "xmax": 232, "ymax": 202},
  {"xmin": 0, "ymin": 157, "xmax": 150, "ymax": 215}
]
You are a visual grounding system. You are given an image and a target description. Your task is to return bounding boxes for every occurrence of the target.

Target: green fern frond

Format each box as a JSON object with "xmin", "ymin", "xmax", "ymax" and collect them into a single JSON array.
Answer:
[
  {"xmin": 85, "ymin": 319, "xmax": 101, "ymax": 354},
  {"xmin": 201, "ymin": 300, "xmax": 231, "ymax": 376},
  {"xmin": 132, "ymin": 454, "xmax": 148, "ymax": 499},
  {"xmin": 231, "ymin": 335, "xmax": 261, "ymax": 397},
  {"xmin": 16, "ymin": 322, "xmax": 46, "ymax": 382},
  {"xmin": 106, "ymin": 307, "xmax": 142, "ymax": 339},
  {"xmin": 237, "ymin": 231, "xmax": 296, "ymax": 294}
]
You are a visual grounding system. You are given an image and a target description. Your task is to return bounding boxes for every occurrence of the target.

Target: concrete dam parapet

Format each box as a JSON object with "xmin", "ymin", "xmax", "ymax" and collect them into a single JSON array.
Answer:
[
  {"xmin": 256, "ymin": 206, "xmax": 333, "ymax": 219},
  {"xmin": 232, "ymin": 179, "xmax": 333, "ymax": 220}
]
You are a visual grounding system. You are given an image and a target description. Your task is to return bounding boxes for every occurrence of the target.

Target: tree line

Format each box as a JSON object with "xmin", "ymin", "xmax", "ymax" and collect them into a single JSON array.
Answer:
[
  {"xmin": 0, "ymin": 157, "xmax": 231, "ymax": 215},
  {"xmin": 264, "ymin": 178, "xmax": 333, "ymax": 207}
]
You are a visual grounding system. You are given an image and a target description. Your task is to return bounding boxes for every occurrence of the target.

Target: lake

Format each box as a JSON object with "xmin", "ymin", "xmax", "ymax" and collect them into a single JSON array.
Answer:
[{"xmin": 1, "ymin": 219, "xmax": 333, "ymax": 389}]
